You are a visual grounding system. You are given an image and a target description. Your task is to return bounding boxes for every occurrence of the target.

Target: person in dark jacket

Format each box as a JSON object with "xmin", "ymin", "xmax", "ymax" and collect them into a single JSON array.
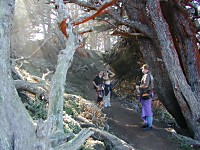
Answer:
[{"xmin": 92, "ymin": 71, "xmax": 105, "ymax": 105}]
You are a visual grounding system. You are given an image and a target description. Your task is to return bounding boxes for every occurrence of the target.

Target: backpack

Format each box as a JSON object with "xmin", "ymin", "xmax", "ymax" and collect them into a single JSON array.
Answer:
[{"xmin": 140, "ymin": 73, "xmax": 154, "ymax": 100}]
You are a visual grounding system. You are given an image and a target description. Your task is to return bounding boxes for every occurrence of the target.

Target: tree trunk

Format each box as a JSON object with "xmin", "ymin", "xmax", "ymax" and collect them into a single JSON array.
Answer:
[
  {"xmin": 147, "ymin": 0, "xmax": 200, "ymax": 140},
  {"xmin": 0, "ymin": 0, "xmax": 37, "ymax": 149},
  {"xmin": 0, "ymin": 0, "xmax": 94, "ymax": 149},
  {"xmin": 139, "ymin": 38, "xmax": 188, "ymax": 128},
  {"xmin": 47, "ymin": 27, "xmax": 76, "ymax": 132},
  {"xmin": 160, "ymin": 1, "xmax": 200, "ymax": 100},
  {"xmin": 123, "ymin": 0, "xmax": 188, "ymax": 128}
]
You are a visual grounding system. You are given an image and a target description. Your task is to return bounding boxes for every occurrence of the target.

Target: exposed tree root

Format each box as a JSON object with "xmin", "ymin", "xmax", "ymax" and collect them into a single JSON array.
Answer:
[{"xmin": 90, "ymin": 127, "xmax": 134, "ymax": 150}]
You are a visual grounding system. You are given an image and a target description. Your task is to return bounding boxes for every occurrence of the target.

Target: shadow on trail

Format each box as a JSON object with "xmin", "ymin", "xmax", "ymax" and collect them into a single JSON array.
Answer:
[{"xmin": 102, "ymin": 100, "xmax": 180, "ymax": 150}]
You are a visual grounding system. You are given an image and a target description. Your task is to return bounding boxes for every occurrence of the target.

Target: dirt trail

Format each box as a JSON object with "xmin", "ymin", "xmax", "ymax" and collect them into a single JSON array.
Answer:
[
  {"xmin": 85, "ymin": 81, "xmax": 180, "ymax": 150},
  {"xmin": 102, "ymin": 100, "xmax": 180, "ymax": 150}
]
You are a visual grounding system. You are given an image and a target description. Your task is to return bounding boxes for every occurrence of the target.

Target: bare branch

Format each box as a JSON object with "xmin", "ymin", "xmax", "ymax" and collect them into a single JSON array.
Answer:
[
  {"xmin": 109, "ymin": 10, "xmax": 156, "ymax": 38},
  {"xmin": 47, "ymin": 26, "xmax": 77, "ymax": 131},
  {"xmin": 46, "ymin": 0, "xmax": 98, "ymax": 11},
  {"xmin": 90, "ymin": 127, "xmax": 133, "ymax": 150},
  {"xmin": 78, "ymin": 27, "xmax": 94, "ymax": 35},
  {"xmin": 14, "ymin": 80, "xmax": 49, "ymax": 101},
  {"xmin": 10, "ymin": 58, "xmax": 24, "ymax": 80},
  {"xmin": 42, "ymin": 69, "xmax": 54, "ymax": 80},
  {"xmin": 56, "ymin": 128, "xmax": 94, "ymax": 150},
  {"xmin": 73, "ymin": 0, "xmax": 117, "ymax": 26},
  {"xmin": 50, "ymin": 132, "xmax": 75, "ymax": 147},
  {"xmin": 111, "ymin": 30, "xmax": 146, "ymax": 38}
]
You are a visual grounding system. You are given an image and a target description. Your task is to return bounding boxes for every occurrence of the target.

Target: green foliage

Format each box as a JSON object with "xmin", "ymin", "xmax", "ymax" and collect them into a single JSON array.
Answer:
[
  {"xmin": 63, "ymin": 122, "xmax": 81, "ymax": 134},
  {"xmin": 63, "ymin": 98, "xmax": 82, "ymax": 134},
  {"xmin": 104, "ymin": 141, "xmax": 115, "ymax": 150},
  {"xmin": 178, "ymin": 142, "xmax": 193, "ymax": 150},
  {"xmin": 63, "ymin": 123, "xmax": 73, "ymax": 133},
  {"xmin": 64, "ymin": 107, "xmax": 78, "ymax": 116},
  {"xmin": 68, "ymin": 122, "xmax": 81, "ymax": 134},
  {"xmin": 153, "ymin": 108, "xmax": 176, "ymax": 124},
  {"xmin": 24, "ymin": 96, "xmax": 47, "ymax": 120},
  {"xmin": 79, "ymin": 145, "xmax": 93, "ymax": 150},
  {"xmin": 63, "ymin": 99, "xmax": 83, "ymax": 117},
  {"xmin": 171, "ymin": 137, "xmax": 195, "ymax": 150}
]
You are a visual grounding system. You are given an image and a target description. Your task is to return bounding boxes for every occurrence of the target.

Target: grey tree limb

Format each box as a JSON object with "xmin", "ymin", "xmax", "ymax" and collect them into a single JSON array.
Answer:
[{"xmin": 90, "ymin": 127, "xmax": 134, "ymax": 150}]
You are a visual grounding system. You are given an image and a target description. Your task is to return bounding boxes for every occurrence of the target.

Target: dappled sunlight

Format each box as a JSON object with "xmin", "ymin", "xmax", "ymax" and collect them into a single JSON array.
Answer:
[
  {"xmin": 30, "ymin": 33, "xmax": 44, "ymax": 41},
  {"xmin": 125, "ymin": 124, "xmax": 139, "ymax": 128},
  {"xmin": 165, "ymin": 128, "xmax": 176, "ymax": 133},
  {"xmin": 30, "ymin": 24, "xmax": 45, "ymax": 41},
  {"xmin": 125, "ymin": 107, "xmax": 135, "ymax": 111},
  {"xmin": 113, "ymin": 119, "xmax": 119, "ymax": 123},
  {"xmin": 152, "ymin": 126, "xmax": 166, "ymax": 130}
]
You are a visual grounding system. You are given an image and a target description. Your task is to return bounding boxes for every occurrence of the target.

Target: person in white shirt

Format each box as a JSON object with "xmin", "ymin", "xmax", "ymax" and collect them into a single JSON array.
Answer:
[{"xmin": 103, "ymin": 69, "xmax": 115, "ymax": 107}]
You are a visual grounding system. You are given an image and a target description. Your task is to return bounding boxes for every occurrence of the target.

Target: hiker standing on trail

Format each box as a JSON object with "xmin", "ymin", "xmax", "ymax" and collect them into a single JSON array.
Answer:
[
  {"xmin": 92, "ymin": 71, "xmax": 105, "ymax": 105},
  {"xmin": 137, "ymin": 64, "xmax": 154, "ymax": 131},
  {"xmin": 103, "ymin": 69, "xmax": 115, "ymax": 107}
]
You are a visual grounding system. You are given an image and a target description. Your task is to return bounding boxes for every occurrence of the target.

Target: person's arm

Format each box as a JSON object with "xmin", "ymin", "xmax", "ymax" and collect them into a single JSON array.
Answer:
[
  {"xmin": 93, "ymin": 77, "xmax": 99, "ymax": 88},
  {"xmin": 92, "ymin": 81, "xmax": 98, "ymax": 88},
  {"xmin": 107, "ymin": 70, "xmax": 115, "ymax": 78}
]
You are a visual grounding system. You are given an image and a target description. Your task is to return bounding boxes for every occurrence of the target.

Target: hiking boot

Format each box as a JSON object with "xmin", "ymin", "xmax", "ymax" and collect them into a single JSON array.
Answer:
[
  {"xmin": 141, "ymin": 124, "xmax": 148, "ymax": 128},
  {"xmin": 142, "ymin": 126, "xmax": 152, "ymax": 131}
]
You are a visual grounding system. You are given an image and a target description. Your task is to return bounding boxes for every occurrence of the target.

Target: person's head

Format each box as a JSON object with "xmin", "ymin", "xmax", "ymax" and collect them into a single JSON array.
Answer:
[
  {"xmin": 104, "ymin": 70, "xmax": 109, "ymax": 74},
  {"xmin": 99, "ymin": 71, "xmax": 104, "ymax": 77},
  {"xmin": 141, "ymin": 64, "xmax": 149, "ymax": 74}
]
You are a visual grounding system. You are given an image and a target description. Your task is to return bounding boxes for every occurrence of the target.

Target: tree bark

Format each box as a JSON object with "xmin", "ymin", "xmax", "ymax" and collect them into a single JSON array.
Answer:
[
  {"xmin": 160, "ymin": 1, "xmax": 200, "ymax": 100},
  {"xmin": 0, "ymin": 0, "xmax": 93, "ymax": 149},
  {"xmin": 0, "ymin": 0, "xmax": 37, "ymax": 149},
  {"xmin": 90, "ymin": 127, "xmax": 133, "ymax": 150},
  {"xmin": 147, "ymin": 0, "xmax": 200, "ymax": 140},
  {"xmin": 14, "ymin": 80, "xmax": 49, "ymax": 100},
  {"xmin": 57, "ymin": 128, "xmax": 94, "ymax": 150},
  {"xmin": 47, "ymin": 27, "xmax": 77, "ymax": 132},
  {"xmin": 139, "ymin": 38, "xmax": 188, "ymax": 128},
  {"xmin": 122, "ymin": 0, "xmax": 188, "ymax": 128}
]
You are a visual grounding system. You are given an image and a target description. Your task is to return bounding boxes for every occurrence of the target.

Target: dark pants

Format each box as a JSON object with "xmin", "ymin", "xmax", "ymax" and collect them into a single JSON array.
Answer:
[{"xmin": 96, "ymin": 89, "xmax": 104, "ymax": 103}]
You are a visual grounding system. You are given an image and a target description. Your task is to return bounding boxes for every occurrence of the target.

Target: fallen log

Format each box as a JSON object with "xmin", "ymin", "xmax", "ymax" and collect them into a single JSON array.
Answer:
[
  {"xmin": 57, "ymin": 128, "xmax": 94, "ymax": 150},
  {"xmin": 75, "ymin": 115, "xmax": 96, "ymax": 128},
  {"xmin": 80, "ymin": 123, "xmax": 96, "ymax": 128},
  {"xmin": 14, "ymin": 80, "xmax": 49, "ymax": 101},
  {"xmin": 89, "ymin": 127, "xmax": 134, "ymax": 150},
  {"xmin": 75, "ymin": 115, "xmax": 92, "ymax": 124}
]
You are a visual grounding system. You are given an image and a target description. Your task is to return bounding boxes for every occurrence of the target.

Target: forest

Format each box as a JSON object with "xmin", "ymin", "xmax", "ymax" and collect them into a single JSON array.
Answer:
[{"xmin": 0, "ymin": 0, "xmax": 200, "ymax": 149}]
